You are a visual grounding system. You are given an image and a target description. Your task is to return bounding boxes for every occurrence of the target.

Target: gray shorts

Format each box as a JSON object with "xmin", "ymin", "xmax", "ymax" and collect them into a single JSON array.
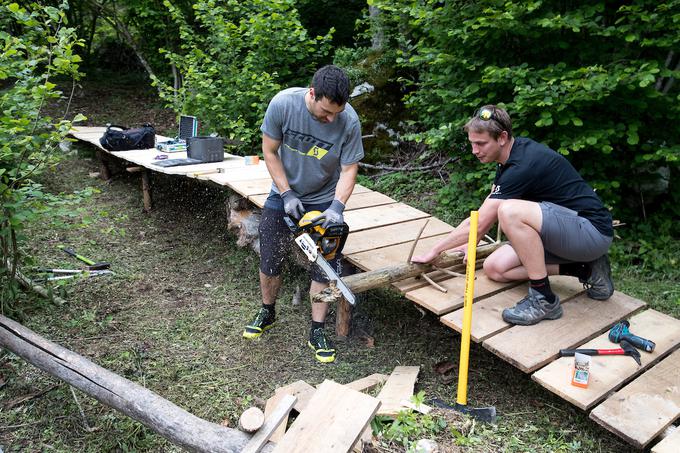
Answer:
[{"xmin": 539, "ymin": 202, "xmax": 612, "ymax": 264}]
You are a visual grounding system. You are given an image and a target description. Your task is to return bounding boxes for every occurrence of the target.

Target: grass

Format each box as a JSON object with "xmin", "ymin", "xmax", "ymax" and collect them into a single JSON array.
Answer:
[{"xmin": 2, "ymin": 79, "xmax": 677, "ymax": 452}]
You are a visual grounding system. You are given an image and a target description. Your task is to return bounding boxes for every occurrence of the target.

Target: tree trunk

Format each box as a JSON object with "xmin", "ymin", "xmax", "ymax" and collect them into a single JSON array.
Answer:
[
  {"xmin": 0, "ymin": 315, "xmax": 270, "ymax": 453},
  {"xmin": 369, "ymin": 5, "xmax": 384, "ymax": 50}
]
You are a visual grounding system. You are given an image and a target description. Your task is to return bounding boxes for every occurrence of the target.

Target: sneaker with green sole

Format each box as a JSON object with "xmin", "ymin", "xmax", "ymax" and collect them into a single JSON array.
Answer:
[
  {"xmin": 242, "ymin": 307, "xmax": 275, "ymax": 339},
  {"xmin": 308, "ymin": 328, "xmax": 336, "ymax": 363}
]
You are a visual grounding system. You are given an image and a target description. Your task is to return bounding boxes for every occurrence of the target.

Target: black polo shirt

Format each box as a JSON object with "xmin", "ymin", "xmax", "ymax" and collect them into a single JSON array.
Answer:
[{"xmin": 489, "ymin": 137, "xmax": 613, "ymax": 237}]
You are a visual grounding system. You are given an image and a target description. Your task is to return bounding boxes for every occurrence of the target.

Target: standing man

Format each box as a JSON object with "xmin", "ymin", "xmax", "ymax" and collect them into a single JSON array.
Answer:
[
  {"xmin": 412, "ymin": 105, "xmax": 614, "ymax": 326},
  {"xmin": 242, "ymin": 65, "xmax": 364, "ymax": 363}
]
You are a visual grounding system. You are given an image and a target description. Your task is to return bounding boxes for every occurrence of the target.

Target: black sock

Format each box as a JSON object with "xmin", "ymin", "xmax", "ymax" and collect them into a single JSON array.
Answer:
[
  {"xmin": 263, "ymin": 304, "xmax": 275, "ymax": 317},
  {"xmin": 530, "ymin": 276, "xmax": 556, "ymax": 303},
  {"xmin": 559, "ymin": 262, "xmax": 589, "ymax": 280},
  {"xmin": 311, "ymin": 320, "xmax": 325, "ymax": 333}
]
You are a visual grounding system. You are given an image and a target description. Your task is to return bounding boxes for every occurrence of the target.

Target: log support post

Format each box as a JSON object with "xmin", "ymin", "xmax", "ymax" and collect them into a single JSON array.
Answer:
[
  {"xmin": 96, "ymin": 150, "xmax": 112, "ymax": 181},
  {"xmin": 335, "ymin": 296, "xmax": 352, "ymax": 338},
  {"xmin": 141, "ymin": 169, "xmax": 153, "ymax": 212}
]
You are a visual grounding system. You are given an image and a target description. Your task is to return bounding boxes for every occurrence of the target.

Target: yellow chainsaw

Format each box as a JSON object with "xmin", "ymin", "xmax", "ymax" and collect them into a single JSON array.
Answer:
[{"xmin": 284, "ymin": 211, "xmax": 355, "ymax": 305}]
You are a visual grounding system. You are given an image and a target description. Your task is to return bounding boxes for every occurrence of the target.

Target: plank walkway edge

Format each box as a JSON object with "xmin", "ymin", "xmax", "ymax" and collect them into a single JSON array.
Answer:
[{"xmin": 589, "ymin": 348, "xmax": 680, "ymax": 449}]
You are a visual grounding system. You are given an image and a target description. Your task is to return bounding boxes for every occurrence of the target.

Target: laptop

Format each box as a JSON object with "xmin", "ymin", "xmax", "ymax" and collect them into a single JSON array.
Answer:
[{"xmin": 156, "ymin": 115, "xmax": 198, "ymax": 152}]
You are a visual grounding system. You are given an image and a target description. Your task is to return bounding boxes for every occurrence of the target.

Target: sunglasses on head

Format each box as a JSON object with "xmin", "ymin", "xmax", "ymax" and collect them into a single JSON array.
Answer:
[{"xmin": 476, "ymin": 107, "xmax": 497, "ymax": 121}]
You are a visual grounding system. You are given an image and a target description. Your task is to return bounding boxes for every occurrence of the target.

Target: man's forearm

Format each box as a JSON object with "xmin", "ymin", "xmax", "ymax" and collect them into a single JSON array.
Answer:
[
  {"xmin": 432, "ymin": 218, "xmax": 472, "ymax": 254},
  {"xmin": 334, "ymin": 163, "xmax": 358, "ymax": 204},
  {"xmin": 262, "ymin": 136, "xmax": 290, "ymax": 193}
]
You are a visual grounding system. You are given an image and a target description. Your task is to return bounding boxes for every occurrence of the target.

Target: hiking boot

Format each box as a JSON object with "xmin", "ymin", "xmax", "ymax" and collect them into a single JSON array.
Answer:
[
  {"xmin": 580, "ymin": 254, "xmax": 614, "ymax": 300},
  {"xmin": 502, "ymin": 288, "xmax": 563, "ymax": 326},
  {"xmin": 308, "ymin": 328, "xmax": 336, "ymax": 363},
  {"xmin": 242, "ymin": 306, "xmax": 275, "ymax": 339}
]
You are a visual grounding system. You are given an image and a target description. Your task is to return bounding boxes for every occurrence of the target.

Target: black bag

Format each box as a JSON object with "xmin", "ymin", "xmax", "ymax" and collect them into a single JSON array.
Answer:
[{"xmin": 100, "ymin": 124, "xmax": 156, "ymax": 151}]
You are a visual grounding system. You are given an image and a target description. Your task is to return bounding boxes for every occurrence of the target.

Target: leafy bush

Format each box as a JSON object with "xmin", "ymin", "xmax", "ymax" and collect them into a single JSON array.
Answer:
[
  {"xmin": 367, "ymin": 0, "xmax": 680, "ymax": 223},
  {"xmin": 153, "ymin": 0, "xmax": 333, "ymax": 148},
  {"xmin": 0, "ymin": 1, "xmax": 84, "ymax": 311}
]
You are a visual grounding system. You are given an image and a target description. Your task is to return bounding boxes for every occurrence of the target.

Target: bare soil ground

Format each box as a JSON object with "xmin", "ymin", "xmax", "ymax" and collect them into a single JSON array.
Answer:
[{"xmin": 0, "ymin": 76, "xmax": 641, "ymax": 452}]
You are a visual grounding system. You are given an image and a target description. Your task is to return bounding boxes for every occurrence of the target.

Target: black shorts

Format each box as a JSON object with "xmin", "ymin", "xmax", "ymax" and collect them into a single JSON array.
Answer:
[{"xmin": 258, "ymin": 193, "xmax": 344, "ymax": 283}]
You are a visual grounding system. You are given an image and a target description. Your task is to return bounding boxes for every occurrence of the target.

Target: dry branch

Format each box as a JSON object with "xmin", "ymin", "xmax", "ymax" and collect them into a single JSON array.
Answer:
[{"xmin": 342, "ymin": 242, "xmax": 502, "ymax": 294}]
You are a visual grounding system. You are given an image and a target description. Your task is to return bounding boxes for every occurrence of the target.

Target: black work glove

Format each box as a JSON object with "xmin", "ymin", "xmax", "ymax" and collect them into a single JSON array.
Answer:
[
  {"xmin": 280, "ymin": 189, "xmax": 305, "ymax": 219},
  {"xmin": 311, "ymin": 199, "xmax": 345, "ymax": 229}
]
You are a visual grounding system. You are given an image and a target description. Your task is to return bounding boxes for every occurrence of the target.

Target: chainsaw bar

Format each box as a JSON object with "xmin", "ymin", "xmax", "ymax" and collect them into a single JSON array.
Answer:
[{"xmin": 295, "ymin": 233, "xmax": 356, "ymax": 305}]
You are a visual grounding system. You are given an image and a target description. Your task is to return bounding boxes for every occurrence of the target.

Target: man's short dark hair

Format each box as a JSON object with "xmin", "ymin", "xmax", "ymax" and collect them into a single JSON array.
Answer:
[
  {"xmin": 311, "ymin": 65, "xmax": 350, "ymax": 106},
  {"xmin": 463, "ymin": 105, "xmax": 513, "ymax": 139}
]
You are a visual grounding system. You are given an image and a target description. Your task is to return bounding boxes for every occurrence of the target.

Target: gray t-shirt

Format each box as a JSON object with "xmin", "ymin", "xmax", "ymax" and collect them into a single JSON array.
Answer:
[{"xmin": 260, "ymin": 87, "xmax": 364, "ymax": 204}]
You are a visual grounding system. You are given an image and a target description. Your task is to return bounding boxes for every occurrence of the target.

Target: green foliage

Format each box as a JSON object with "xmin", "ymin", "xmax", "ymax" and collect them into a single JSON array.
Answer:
[
  {"xmin": 153, "ymin": 0, "xmax": 333, "ymax": 147},
  {"xmin": 371, "ymin": 392, "xmax": 447, "ymax": 450},
  {"xmin": 367, "ymin": 0, "xmax": 680, "ymax": 223},
  {"xmin": 0, "ymin": 1, "xmax": 84, "ymax": 311}
]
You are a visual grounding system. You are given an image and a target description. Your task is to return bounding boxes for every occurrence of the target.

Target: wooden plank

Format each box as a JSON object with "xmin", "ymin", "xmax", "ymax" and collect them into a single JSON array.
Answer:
[
  {"xmin": 482, "ymin": 292, "xmax": 647, "ymax": 373},
  {"xmin": 652, "ymin": 426, "xmax": 680, "ymax": 453},
  {"xmin": 344, "ymin": 203, "xmax": 429, "ymax": 232},
  {"xmin": 532, "ymin": 309, "xmax": 680, "ymax": 410},
  {"xmin": 243, "ymin": 394, "xmax": 296, "ymax": 453},
  {"xmin": 351, "ymin": 184, "xmax": 371, "ymax": 194},
  {"xmin": 376, "ymin": 366, "xmax": 420, "ymax": 416},
  {"xmin": 265, "ymin": 380, "xmax": 316, "ymax": 442},
  {"xmin": 248, "ymin": 185, "xmax": 373, "ymax": 209},
  {"xmin": 201, "ymin": 163, "xmax": 271, "ymax": 182},
  {"xmin": 590, "ymin": 349, "xmax": 680, "ymax": 449},
  {"xmin": 344, "ymin": 373, "xmax": 388, "ymax": 393},
  {"xmin": 276, "ymin": 380, "xmax": 316, "ymax": 413},
  {"xmin": 343, "ymin": 218, "xmax": 453, "ymax": 256},
  {"xmin": 352, "ymin": 426, "xmax": 373, "ymax": 453},
  {"xmin": 405, "ymin": 271, "xmax": 523, "ymax": 316},
  {"xmin": 345, "ymin": 234, "xmax": 450, "ymax": 271},
  {"xmin": 272, "ymin": 380, "xmax": 381, "ymax": 453},
  {"xmin": 440, "ymin": 276, "xmax": 585, "ymax": 342},
  {"xmin": 344, "ymin": 191, "xmax": 396, "ymax": 211},
  {"xmin": 227, "ymin": 178, "xmax": 272, "ymax": 198}
]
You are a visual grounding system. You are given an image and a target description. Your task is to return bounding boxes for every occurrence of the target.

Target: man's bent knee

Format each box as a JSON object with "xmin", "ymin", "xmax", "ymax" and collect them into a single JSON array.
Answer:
[
  {"xmin": 497, "ymin": 199, "xmax": 542, "ymax": 230},
  {"xmin": 483, "ymin": 259, "xmax": 505, "ymax": 281}
]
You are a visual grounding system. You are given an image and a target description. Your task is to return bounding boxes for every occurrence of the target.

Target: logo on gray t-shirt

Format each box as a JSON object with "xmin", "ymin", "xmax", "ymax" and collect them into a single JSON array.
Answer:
[{"xmin": 261, "ymin": 87, "xmax": 364, "ymax": 204}]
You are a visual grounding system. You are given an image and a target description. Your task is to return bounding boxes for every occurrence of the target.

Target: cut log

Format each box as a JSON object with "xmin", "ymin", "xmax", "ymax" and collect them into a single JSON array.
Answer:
[
  {"xmin": 0, "ymin": 315, "xmax": 261, "ymax": 453},
  {"xmin": 238, "ymin": 407, "xmax": 265, "ymax": 433},
  {"xmin": 243, "ymin": 394, "xmax": 296, "ymax": 453}
]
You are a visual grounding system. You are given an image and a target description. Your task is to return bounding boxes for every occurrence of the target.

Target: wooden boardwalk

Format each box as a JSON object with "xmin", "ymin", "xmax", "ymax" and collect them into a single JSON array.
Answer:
[{"xmin": 70, "ymin": 127, "xmax": 680, "ymax": 450}]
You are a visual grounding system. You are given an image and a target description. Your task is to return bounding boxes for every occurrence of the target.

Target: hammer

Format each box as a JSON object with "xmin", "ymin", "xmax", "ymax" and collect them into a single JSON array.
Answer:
[
  {"xmin": 559, "ymin": 339, "xmax": 641, "ymax": 366},
  {"xmin": 60, "ymin": 247, "xmax": 111, "ymax": 270}
]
